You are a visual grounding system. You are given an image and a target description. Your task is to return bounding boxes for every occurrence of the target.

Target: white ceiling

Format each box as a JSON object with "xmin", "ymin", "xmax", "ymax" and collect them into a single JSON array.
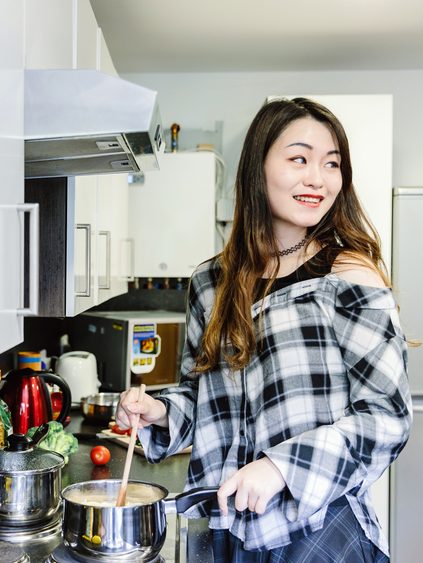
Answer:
[{"xmin": 90, "ymin": 0, "xmax": 423, "ymax": 74}]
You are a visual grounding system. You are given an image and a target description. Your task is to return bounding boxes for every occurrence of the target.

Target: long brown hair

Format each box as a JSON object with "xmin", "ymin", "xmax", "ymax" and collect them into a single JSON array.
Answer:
[{"xmin": 195, "ymin": 97, "xmax": 388, "ymax": 373}]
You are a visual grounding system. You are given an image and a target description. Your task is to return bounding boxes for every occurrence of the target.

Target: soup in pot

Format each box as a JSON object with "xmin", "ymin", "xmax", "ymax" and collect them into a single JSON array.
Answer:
[{"xmin": 64, "ymin": 481, "xmax": 166, "ymax": 507}]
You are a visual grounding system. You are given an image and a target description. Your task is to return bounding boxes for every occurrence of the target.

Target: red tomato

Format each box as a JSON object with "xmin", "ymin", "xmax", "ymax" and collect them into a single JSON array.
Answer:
[
  {"xmin": 110, "ymin": 423, "xmax": 130, "ymax": 436},
  {"xmin": 90, "ymin": 445, "xmax": 111, "ymax": 466}
]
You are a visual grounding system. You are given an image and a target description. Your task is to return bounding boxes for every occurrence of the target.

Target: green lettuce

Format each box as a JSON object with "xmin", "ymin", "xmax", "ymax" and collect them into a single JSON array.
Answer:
[{"xmin": 26, "ymin": 421, "xmax": 78, "ymax": 464}]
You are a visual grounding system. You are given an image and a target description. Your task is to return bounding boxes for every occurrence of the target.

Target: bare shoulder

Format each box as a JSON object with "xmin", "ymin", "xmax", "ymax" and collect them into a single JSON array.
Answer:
[{"xmin": 331, "ymin": 252, "xmax": 387, "ymax": 288}]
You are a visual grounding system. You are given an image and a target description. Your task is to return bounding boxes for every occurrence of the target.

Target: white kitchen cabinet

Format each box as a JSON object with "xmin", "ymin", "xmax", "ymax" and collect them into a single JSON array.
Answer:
[
  {"xmin": 0, "ymin": 0, "xmax": 27, "ymax": 354},
  {"xmin": 129, "ymin": 151, "xmax": 217, "ymax": 278},
  {"xmin": 24, "ymin": 174, "xmax": 128, "ymax": 317},
  {"xmin": 97, "ymin": 173, "xmax": 132, "ymax": 304},
  {"xmin": 25, "ymin": 176, "xmax": 98, "ymax": 318},
  {"xmin": 71, "ymin": 175, "xmax": 98, "ymax": 315},
  {"xmin": 25, "ymin": 0, "xmax": 100, "ymax": 71},
  {"xmin": 68, "ymin": 174, "xmax": 130, "ymax": 315}
]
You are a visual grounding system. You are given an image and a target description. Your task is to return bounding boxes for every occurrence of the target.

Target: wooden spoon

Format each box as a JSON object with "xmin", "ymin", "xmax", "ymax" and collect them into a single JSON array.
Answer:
[{"xmin": 116, "ymin": 383, "xmax": 146, "ymax": 507}]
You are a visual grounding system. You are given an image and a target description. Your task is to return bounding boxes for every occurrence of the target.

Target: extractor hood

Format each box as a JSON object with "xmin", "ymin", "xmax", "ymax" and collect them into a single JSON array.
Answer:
[{"xmin": 24, "ymin": 69, "xmax": 164, "ymax": 178}]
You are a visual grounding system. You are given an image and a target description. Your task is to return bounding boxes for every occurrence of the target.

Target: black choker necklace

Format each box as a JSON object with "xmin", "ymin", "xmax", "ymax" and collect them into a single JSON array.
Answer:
[{"xmin": 275, "ymin": 237, "xmax": 307, "ymax": 257}]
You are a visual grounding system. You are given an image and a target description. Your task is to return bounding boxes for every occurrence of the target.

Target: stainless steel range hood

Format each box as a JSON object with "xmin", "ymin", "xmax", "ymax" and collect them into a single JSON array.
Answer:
[{"xmin": 24, "ymin": 69, "xmax": 164, "ymax": 178}]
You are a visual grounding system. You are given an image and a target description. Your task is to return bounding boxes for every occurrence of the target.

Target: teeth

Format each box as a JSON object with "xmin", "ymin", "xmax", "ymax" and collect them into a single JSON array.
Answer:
[{"xmin": 294, "ymin": 196, "xmax": 321, "ymax": 203}]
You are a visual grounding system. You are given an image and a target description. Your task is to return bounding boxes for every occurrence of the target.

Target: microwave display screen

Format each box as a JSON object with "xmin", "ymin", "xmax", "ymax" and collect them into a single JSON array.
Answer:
[{"xmin": 131, "ymin": 322, "xmax": 161, "ymax": 374}]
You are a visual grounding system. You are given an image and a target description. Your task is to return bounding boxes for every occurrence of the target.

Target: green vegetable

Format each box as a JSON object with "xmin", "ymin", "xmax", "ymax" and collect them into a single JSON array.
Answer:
[
  {"xmin": 0, "ymin": 399, "xmax": 12, "ymax": 448},
  {"xmin": 26, "ymin": 421, "xmax": 78, "ymax": 464},
  {"xmin": 0, "ymin": 399, "xmax": 12, "ymax": 433}
]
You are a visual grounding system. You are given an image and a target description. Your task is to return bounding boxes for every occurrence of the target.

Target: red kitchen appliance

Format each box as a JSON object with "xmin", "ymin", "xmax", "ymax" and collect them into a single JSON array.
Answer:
[{"xmin": 0, "ymin": 368, "xmax": 71, "ymax": 434}]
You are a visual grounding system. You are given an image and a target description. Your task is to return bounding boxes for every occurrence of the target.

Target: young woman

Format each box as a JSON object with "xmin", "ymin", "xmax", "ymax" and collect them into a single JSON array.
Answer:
[{"xmin": 116, "ymin": 98, "xmax": 412, "ymax": 562}]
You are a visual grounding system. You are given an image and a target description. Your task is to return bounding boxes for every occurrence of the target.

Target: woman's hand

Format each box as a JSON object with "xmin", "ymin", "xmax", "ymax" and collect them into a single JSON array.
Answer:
[
  {"xmin": 217, "ymin": 457, "xmax": 286, "ymax": 516},
  {"xmin": 115, "ymin": 387, "xmax": 169, "ymax": 430}
]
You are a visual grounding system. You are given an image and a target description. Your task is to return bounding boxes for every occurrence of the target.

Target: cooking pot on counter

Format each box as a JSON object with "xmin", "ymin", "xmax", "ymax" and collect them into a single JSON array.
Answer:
[
  {"xmin": 61, "ymin": 479, "xmax": 218, "ymax": 560},
  {"xmin": 0, "ymin": 424, "xmax": 65, "ymax": 526},
  {"xmin": 80, "ymin": 392, "xmax": 121, "ymax": 423}
]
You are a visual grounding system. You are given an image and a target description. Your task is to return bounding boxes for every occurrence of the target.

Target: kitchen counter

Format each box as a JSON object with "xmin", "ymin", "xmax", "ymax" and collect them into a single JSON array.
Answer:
[{"xmin": 64, "ymin": 412, "xmax": 191, "ymax": 492}]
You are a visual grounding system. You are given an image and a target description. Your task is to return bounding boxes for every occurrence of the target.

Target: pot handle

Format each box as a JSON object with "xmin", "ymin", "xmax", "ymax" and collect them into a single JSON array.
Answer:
[
  {"xmin": 164, "ymin": 486, "xmax": 219, "ymax": 515},
  {"xmin": 39, "ymin": 372, "xmax": 72, "ymax": 425},
  {"xmin": 30, "ymin": 423, "xmax": 50, "ymax": 446},
  {"xmin": 5, "ymin": 423, "xmax": 49, "ymax": 451}
]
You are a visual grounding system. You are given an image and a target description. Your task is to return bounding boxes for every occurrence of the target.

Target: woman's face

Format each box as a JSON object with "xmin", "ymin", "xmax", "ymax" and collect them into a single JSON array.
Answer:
[{"xmin": 264, "ymin": 117, "xmax": 343, "ymax": 235}]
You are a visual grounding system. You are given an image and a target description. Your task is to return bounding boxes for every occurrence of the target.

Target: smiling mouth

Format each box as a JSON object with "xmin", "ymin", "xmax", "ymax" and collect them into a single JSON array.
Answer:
[{"xmin": 293, "ymin": 195, "xmax": 324, "ymax": 204}]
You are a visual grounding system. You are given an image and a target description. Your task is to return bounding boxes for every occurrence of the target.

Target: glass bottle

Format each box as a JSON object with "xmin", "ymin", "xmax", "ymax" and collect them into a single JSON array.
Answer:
[{"xmin": 170, "ymin": 123, "xmax": 180, "ymax": 152}]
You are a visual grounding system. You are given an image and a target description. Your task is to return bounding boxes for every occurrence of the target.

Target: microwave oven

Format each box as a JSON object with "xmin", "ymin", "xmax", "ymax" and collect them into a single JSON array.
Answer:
[{"xmin": 69, "ymin": 310, "xmax": 186, "ymax": 392}]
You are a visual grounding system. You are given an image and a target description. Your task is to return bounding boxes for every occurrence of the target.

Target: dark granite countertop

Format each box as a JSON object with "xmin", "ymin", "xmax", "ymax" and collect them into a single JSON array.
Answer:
[{"xmin": 64, "ymin": 411, "xmax": 191, "ymax": 492}]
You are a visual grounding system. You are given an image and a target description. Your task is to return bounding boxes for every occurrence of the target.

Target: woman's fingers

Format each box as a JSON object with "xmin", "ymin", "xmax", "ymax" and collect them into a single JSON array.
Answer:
[
  {"xmin": 217, "ymin": 457, "xmax": 286, "ymax": 516},
  {"xmin": 115, "ymin": 405, "xmax": 140, "ymax": 429},
  {"xmin": 218, "ymin": 475, "xmax": 269, "ymax": 515},
  {"xmin": 247, "ymin": 493, "xmax": 260, "ymax": 513},
  {"xmin": 234, "ymin": 485, "xmax": 249, "ymax": 513},
  {"xmin": 254, "ymin": 496, "xmax": 270, "ymax": 515},
  {"xmin": 217, "ymin": 476, "xmax": 238, "ymax": 516},
  {"xmin": 114, "ymin": 407, "xmax": 131, "ymax": 429},
  {"xmin": 116, "ymin": 388, "xmax": 147, "ymax": 428},
  {"xmin": 116, "ymin": 390, "xmax": 168, "ymax": 429}
]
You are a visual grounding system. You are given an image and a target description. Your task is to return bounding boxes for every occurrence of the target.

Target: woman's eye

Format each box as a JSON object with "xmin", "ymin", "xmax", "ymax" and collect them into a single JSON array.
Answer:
[
  {"xmin": 291, "ymin": 156, "xmax": 306, "ymax": 164},
  {"xmin": 325, "ymin": 161, "xmax": 340, "ymax": 169}
]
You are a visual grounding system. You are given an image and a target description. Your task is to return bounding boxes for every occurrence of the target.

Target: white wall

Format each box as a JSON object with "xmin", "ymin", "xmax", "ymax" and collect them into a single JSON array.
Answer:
[{"xmin": 123, "ymin": 69, "xmax": 423, "ymax": 197}]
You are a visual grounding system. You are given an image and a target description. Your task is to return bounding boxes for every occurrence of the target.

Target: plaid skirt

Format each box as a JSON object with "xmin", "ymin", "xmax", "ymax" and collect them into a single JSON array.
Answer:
[{"xmin": 212, "ymin": 497, "xmax": 389, "ymax": 563}]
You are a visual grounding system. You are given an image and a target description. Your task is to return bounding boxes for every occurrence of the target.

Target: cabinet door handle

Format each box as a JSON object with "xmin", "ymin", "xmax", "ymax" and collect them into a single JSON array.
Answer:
[
  {"xmin": 121, "ymin": 238, "xmax": 134, "ymax": 281},
  {"xmin": 17, "ymin": 203, "xmax": 39, "ymax": 316},
  {"xmin": 154, "ymin": 124, "xmax": 163, "ymax": 152},
  {"xmin": 75, "ymin": 224, "xmax": 91, "ymax": 297},
  {"xmin": 98, "ymin": 230, "xmax": 111, "ymax": 289},
  {"xmin": 412, "ymin": 405, "xmax": 423, "ymax": 413}
]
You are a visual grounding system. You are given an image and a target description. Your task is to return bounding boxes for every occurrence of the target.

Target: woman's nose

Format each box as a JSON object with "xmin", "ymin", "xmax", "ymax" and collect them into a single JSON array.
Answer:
[{"xmin": 304, "ymin": 164, "xmax": 323, "ymax": 188}]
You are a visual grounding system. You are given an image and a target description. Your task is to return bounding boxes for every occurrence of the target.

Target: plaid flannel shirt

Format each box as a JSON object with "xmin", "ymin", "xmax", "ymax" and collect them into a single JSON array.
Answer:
[{"xmin": 139, "ymin": 258, "xmax": 412, "ymax": 555}]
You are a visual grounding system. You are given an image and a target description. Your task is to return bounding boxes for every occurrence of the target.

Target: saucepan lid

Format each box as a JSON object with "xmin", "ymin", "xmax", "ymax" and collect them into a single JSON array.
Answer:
[{"xmin": 0, "ymin": 424, "xmax": 64, "ymax": 473}]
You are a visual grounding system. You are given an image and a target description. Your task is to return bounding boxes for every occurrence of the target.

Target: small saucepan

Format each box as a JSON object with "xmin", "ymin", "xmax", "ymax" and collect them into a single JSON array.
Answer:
[
  {"xmin": 61, "ymin": 479, "xmax": 218, "ymax": 560},
  {"xmin": 80, "ymin": 393, "xmax": 120, "ymax": 423}
]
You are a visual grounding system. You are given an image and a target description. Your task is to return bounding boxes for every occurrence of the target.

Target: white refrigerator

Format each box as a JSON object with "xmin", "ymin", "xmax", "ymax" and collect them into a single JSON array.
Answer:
[{"xmin": 390, "ymin": 187, "xmax": 423, "ymax": 562}]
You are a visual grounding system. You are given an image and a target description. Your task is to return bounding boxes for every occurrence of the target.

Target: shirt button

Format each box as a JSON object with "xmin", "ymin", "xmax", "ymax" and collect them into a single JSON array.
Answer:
[{"xmin": 239, "ymin": 429, "xmax": 245, "ymax": 437}]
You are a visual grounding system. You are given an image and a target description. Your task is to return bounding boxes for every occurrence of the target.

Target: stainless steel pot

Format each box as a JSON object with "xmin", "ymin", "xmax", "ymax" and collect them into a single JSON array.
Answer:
[
  {"xmin": 61, "ymin": 479, "xmax": 218, "ymax": 560},
  {"xmin": 0, "ymin": 424, "xmax": 65, "ymax": 526},
  {"xmin": 80, "ymin": 393, "xmax": 120, "ymax": 423}
]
